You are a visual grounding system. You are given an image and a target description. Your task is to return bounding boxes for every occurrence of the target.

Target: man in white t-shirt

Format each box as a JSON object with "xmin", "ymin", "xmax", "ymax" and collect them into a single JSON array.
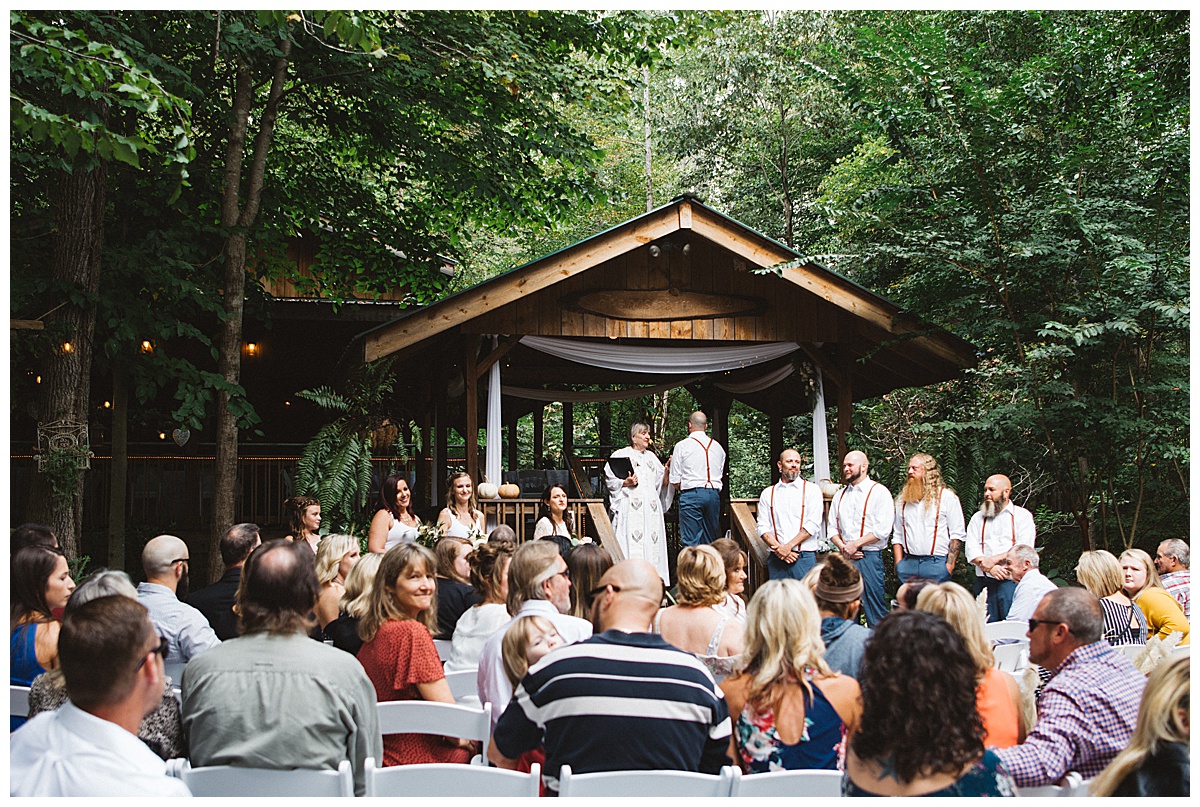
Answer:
[
  {"xmin": 10, "ymin": 595, "xmax": 192, "ymax": 796},
  {"xmin": 669, "ymin": 411, "xmax": 726, "ymax": 546}
]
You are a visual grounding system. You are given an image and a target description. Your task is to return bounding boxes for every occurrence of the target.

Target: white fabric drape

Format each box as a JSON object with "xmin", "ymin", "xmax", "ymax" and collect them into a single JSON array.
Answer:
[
  {"xmin": 713, "ymin": 362, "xmax": 796, "ymax": 395},
  {"xmin": 520, "ymin": 336, "xmax": 799, "ymax": 374},
  {"xmin": 485, "ymin": 337, "xmax": 503, "ymax": 490},
  {"xmin": 812, "ymin": 369, "xmax": 831, "ymax": 483}
]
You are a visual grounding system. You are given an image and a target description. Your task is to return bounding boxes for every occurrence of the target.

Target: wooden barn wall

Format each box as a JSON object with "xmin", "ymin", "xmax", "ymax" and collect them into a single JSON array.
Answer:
[{"xmin": 468, "ymin": 239, "xmax": 840, "ymax": 343}]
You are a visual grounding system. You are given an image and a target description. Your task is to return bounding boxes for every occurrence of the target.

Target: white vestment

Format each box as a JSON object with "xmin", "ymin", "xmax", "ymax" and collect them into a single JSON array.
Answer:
[{"xmin": 605, "ymin": 446, "xmax": 673, "ymax": 584}]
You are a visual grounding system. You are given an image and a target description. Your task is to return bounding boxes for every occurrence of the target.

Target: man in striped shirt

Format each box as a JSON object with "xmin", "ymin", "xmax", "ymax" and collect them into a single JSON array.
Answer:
[
  {"xmin": 489, "ymin": 559, "xmax": 732, "ymax": 794},
  {"xmin": 995, "ymin": 588, "xmax": 1145, "ymax": 787}
]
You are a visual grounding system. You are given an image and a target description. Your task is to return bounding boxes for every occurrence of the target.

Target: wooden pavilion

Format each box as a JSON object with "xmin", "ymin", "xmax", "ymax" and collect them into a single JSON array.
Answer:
[{"xmin": 359, "ymin": 195, "xmax": 976, "ymax": 517}]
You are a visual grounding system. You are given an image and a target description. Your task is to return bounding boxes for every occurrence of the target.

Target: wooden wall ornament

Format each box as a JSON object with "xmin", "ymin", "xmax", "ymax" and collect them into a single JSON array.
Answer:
[{"xmin": 562, "ymin": 290, "xmax": 767, "ymax": 322}]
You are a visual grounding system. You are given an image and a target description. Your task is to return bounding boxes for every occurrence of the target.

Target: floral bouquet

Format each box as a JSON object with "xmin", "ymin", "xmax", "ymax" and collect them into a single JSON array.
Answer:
[{"xmin": 415, "ymin": 523, "xmax": 443, "ymax": 550}]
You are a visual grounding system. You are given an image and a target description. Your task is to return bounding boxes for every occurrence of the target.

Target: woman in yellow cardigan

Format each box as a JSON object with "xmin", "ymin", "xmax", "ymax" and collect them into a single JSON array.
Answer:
[{"xmin": 1120, "ymin": 548, "xmax": 1189, "ymax": 645}]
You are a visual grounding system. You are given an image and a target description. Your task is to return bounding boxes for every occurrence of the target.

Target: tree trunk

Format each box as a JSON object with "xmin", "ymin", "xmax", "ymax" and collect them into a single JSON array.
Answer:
[
  {"xmin": 26, "ymin": 157, "xmax": 108, "ymax": 561},
  {"xmin": 208, "ymin": 41, "xmax": 293, "ymax": 583}
]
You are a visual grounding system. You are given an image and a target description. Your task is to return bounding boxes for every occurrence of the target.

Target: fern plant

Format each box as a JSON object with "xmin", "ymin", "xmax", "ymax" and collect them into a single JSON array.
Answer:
[{"xmin": 293, "ymin": 359, "xmax": 401, "ymax": 537}]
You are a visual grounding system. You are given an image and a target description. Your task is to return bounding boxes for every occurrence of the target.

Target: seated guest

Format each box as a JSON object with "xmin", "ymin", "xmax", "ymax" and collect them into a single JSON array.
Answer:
[
  {"xmin": 1076, "ymin": 550, "xmax": 1147, "ymax": 645},
  {"xmin": 995, "ymin": 588, "xmax": 1146, "ymax": 787},
  {"xmin": 1120, "ymin": 548, "xmax": 1189, "ymax": 645},
  {"xmin": 895, "ymin": 576, "xmax": 935, "ymax": 611},
  {"xmin": 182, "ymin": 540, "xmax": 381, "ymax": 796},
  {"xmin": 282, "ymin": 495, "xmax": 322, "ymax": 554},
  {"xmin": 10, "ymin": 596, "xmax": 191, "ymax": 796},
  {"xmin": 489, "ymin": 559, "xmax": 732, "ymax": 795},
  {"xmin": 566, "ymin": 543, "xmax": 613, "ymax": 620},
  {"xmin": 844, "ymin": 610, "xmax": 1017, "ymax": 796},
  {"xmin": 812, "ymin": 553, "xmax": 869, "ymax": 678},
  {"xmin": 445, "ymin": 542, "xmax": 513, "ymax": 672},
  {"xmin": 1090, "ymin": 652, "xmax": 1189, "ymax": 797},
  {"xmin": 357, "ymin": 543, "xmax": 473, "ymax": 766},
  {"xmin": 721, "ymin": 580, "xmax": 860, "ymax": 773},
  {"xmin": 710, "ymin": 537, "xmax": 749, "ymax": 623},
  {"xmin": 434, "ymin": 536, "xmax": 479, "ymax": 639},
  {"xmin": 915, "ymin": 582, "xmax": 1025, "ymax": 747},
  {"xmin": 11, "ymin": 523, "xmax": 58, "ymax": 552},
  {"xmin": 28, "ymin": 570, "xmax": 186, "ymax": 760},
  {"xmin": 477, "ymin": 540, "xmax": 592, "ymax": 732},
  {"xmin": 11, "ymin": 545, "xmax": 75, "ymax": 730},
  {"xmin": 137, "ymin": 534, "xmax": 220, "ymax": 663},
  {"xmin": 487, "ymin": 524, "xmax": 517, "ymax": 550},
  {"xmin": 655, "ymin": 545, "xmax": 745, "ymax": 682},
  {"xmin": 188, "ymin": 522, "xmax": 259, "ymax": 640},
  {"xmin": 499, "ymin": 615, "xmax": 563, "ymax": 795},
  {"xmin": 322, "ymin": 552, "xmax": 381, "ymax": 655},
  {"xmin": 314, "ymin": 533, "xmax": 361, "ymax": 630},
  {"xmin": 1001, "ymin": 544, "xmax": 1057, "ymax": 623},
  {"xmin": 1154, "ymin": 539, "xmax": 1190, "ymax": 619}
]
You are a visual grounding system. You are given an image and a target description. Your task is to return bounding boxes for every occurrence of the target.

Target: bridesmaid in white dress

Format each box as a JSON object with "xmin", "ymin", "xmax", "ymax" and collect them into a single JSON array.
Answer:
[
  {"xmin": 436, "ymin": 472, "xmax": 487, "ymax": 541},
  {"xmin": 604, "ymin": 421, "xmax": 674, "ymax": 585},
  {"xmin": 367, "ymin": 474, "xmax": 421, "ymax": 554}
]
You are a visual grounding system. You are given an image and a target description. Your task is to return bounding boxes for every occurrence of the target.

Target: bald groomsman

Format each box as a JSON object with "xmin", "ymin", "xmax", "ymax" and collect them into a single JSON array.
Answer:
[
  {"xmin": 669, "ymin": 411, "xmax": 726, "ymax": 546},
  {"xmin": 965, "ymin": 474, "xmax": 1037, "ymax": 622},
  {"xmin": 892, "ymin": 453, "xmax": 965, "ymax": 584},
  {"xmin": 757, "ymin": 448, "xmax": 824, "ymax": 580},
  {"xmin": 828, "ymin": 450, "xmax": 893, "ymax": 627}
]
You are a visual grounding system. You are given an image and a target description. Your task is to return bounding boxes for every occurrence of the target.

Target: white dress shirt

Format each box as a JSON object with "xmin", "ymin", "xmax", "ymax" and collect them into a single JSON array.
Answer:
[
  {"xmin": 669, "ymin": 432, "xmax": 726, "ymax": 491},
  {"xmin": 756, "ymin": 478, "xmax": 824, "ymax": 551},
  {"xmin": 892, "ymin": 488, "xmax": 966, "ymax": 556},
  {"xmin": 476, "ymin": 599, "xmax": 593, "ymax": 732},
  {"xmin": 10, "ymin": 700, "xmax": 192, "ymax": 796},
  {"xmin": 828, "ymin": 478, "xmax": 893, "ymax": 551},
  {"xmin": 137, "ymin": 582, "xmax": 221, "ymax": 663},
  {"xmin": 1006, "ymin": 568, "xmax": 1059, "ymax": 623},
  {"xmin": 965, "ymin": 502, "xmax": 1037, "ymax": 576}
]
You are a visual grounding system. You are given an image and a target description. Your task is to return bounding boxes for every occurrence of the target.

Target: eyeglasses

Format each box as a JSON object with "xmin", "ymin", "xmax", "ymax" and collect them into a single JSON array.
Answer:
[
  {"xmin": 135, "ymin": 636, "xmax": 170, "ymax": 671},
  {"xmin": 556, "ymin": 568, "xmax": 570, "ymax": 580},
  {"xmin": 170, "ymin": 557, "xmax": 189, "ymax": 566},
  {"xmin": 588, "ymin": 583, "xmax": 622, "ymax": 599},
  {"xmin": 1026, "ymin": 618, "xmax": 1066, "ymax": 633}
]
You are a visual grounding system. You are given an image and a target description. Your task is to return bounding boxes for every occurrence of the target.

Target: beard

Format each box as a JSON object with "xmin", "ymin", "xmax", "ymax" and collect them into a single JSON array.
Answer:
[
  {"xmin": 979, "ymin": 495, "xmax": 1010, "ymax": 518},
  {"xmin": 899, "ymin": 476, "xmax": 925, "ymax": 504},
  {"xmin": 176, "ymin": 569, "xmax": 190, "ymax": 601},
  {"xmin": 780, "ymin": 468, "xmax": 799, "ymax": 483}
]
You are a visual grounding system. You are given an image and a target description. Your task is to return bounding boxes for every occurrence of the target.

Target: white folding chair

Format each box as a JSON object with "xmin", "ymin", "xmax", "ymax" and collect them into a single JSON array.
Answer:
[
  {"xmin": 1020, "ymin": 770, "xmax": 1083, "ymax": 797},
  {"xmin": 992, "ymin": 641, "xmax": 1029, "ymax": 673},
  {"xmin": 985, "ymin": 621, "xmax": 1030, "ymax": 642},
  {"xmin": 10, "ymin": 685, "xmax": 31, "ymax": 719},
  {"xmin": 364, "ymin": 757, "xmax": 540, "ymax": 797},
  {"xmin": 178, "ymin": 758, "xmax": 354, "ymax": 797},
  {"xmin": 444, "ymin": 668, "xmax": 479, "ymax": 703},
  {"xmin": 556, "ymin": 764, "xmax": 736, "ymax": 797},
  {"xmin": 164, "ymin": 757, "xmax": 189, "ymax": 778},
  {"xmin": 728, "ymin": 767, "xmax": 843, "ymax": 797},
  {"xmin": 376, "ymin": 700, "xmax": 492, "ymax": 762},
  {"xmin": 433, "ymin": 639, "xmax": 453, "ymax": 661}
]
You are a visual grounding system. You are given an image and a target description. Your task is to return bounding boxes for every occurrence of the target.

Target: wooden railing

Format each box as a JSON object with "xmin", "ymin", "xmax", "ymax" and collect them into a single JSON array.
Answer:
[{"xmin": 479, "ymin": 499, "xmax": 609, "ymax": 545}]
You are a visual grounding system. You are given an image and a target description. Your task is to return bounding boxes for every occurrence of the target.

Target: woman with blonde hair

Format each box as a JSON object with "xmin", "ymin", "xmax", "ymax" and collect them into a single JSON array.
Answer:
[
  {"xmin": 313, "ymin": 534, "xmax": 360, "ymax": 630},
  {"xmin": 323, "ymin": 552, "xmax": 382, "ymax": 655},
  {"xmin": 436, "ymin": 472, "xmax": 486, "ymax": 540},
  {"xmin": 1119, "ymin": 548, "xmax": 1189, "ymax": 645},
  {"xmin": 357, "ymin": 543, "xmax": 472, "ymax": 766},
  {"xmin": 1075, "ymin": 550, "xmax": 1147, "ymax": 646},
  {"xmin": 915, "ymin": 582, "xmax": 1025, "ymax": 747},
  {"xmin": 720, "ymin": 580, "xmax": 860, "ymax": 773},
  {"xmin": 654, "ymin": 545, "xmax": 744, "ymax": 681},
  {"xmin": 1090, "ymin": 652, "xmax": 1189, "ymax": 796}
]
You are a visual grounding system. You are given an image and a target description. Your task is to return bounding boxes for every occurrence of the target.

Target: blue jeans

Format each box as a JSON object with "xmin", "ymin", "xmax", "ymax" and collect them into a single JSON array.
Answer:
[
  {"xmin": 678, "ymin": 487, "xmax": 720, "ymax": 546},
  {"xmin": 767, "ymin": 550, "xmax": 817, "ymax": 581},
  {"xmin": 973, "ymin": 576, "xmax": 1017, "ymax": 622},
  {"xmin": 851, "ymin": 551, "xmax": 887, "ymax": 628},
  {"xmin": 896, "ymin": 555, "xmax": 952, "ymax": 584}
]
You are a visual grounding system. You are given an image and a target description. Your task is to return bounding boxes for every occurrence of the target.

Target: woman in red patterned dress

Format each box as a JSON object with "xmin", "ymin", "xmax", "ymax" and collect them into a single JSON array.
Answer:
[{"xmin": 356, "ymin": 543, "xmax": 473, "ymax": 766}]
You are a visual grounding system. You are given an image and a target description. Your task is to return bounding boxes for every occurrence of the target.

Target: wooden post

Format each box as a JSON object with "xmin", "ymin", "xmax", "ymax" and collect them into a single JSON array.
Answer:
[
  {"xmin": 107, "ymin": 367, "xmax": 128, "ymax": 571},
  {"xmin": 598, "ymin": 399, "xmax": 611, "ymax": 455},
  {"xmin": 533, "ymin": 406, "xmax": 544, "ymax": 468},
  {"xmin": 562, "ymin": 402, "xmax": 574, "ymax": 461},
  {"xmin": 506, "ymin": 410, "xmax": 520, "ymax": 475},
  {"xmin": 418, "ymin": 406, "xmax": 432, "ymax": 508},
  {"xmin": 464, "ymin": 338, "xmax": 480, "ymax": 484},
  {"xmin": 769, "ymin": 389, "xmax": 783, "ymax": 484},
  {"xmin": 713, "ymin": 390, "xmax": 734, "ymax": 537},
  {"xmin": 434, "ymin": 390, "xmax": 447, "ymax": 508},
  {"xmin": 836, "ymin": 360, "xmax": 853, "ymax": 462}
]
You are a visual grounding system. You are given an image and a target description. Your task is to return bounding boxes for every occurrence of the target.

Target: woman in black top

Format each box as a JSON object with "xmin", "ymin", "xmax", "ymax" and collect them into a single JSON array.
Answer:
[{"xmin": 433, "ymin": 536, "xmax": 478, "ymax": 638}]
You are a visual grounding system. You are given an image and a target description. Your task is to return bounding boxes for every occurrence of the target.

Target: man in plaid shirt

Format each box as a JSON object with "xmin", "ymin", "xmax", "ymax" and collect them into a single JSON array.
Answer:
[
  {"xmin": 1155, "ymin": 539, "xmax": 1190, "ymax": 620},
  {"xmin": 995, "ymin": 587, "xmax": 1145, "ymax": 788}
]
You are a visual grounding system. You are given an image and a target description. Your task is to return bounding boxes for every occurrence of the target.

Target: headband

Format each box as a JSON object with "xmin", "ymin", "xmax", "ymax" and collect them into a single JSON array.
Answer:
[{"xmin": 814, "ymin": 577, "xmax": 864, "ymax": 603}]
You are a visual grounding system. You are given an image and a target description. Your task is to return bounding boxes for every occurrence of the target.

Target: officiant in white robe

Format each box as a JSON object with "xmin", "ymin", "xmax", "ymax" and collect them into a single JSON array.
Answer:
[{"xmin": 604, "ymin": 421, "xmax": 674, "ymax": 584}]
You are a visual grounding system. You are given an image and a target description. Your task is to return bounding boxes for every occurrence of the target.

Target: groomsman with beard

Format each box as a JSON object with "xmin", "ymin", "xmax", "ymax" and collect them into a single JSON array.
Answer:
[
  {"xmin": 892, "ymin": 454, "xmax": 965, "ymax": 584},
  {"xmin": 965, "ymin": 474, "xmax": 1037, "ymax": 621}
]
